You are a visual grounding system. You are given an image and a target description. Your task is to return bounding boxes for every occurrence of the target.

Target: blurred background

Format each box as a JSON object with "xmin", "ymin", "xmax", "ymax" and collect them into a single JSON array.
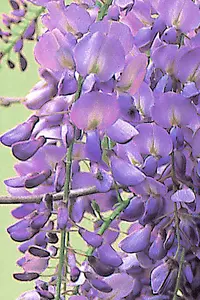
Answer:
[{"xmin": 0, "ymin": 2, "xmax": 39, "ymax": 298}]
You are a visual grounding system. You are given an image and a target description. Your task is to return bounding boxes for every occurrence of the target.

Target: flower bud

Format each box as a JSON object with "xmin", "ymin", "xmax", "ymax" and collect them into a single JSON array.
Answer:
[
  {"xmin": 79, "ymin": 227, "xmax": 103, "ymax": 248},
  {"xmin": 85, "ymin": 272, "xmax": 112, "ymax": 293},
  {"xmin": 120, "ymin": 196, "xmax": 144, "ymax": 222},
  {"xmin": 88, "ymin": 256, "xmax": 115, "ymax": 277},
  {"xmin": 119, "ymin": 224, "xmax": 152, "ymax": 253},
  {"xmin": 12, "ymin": 136, "xmax": 46, "ymax": 161},
  {"xmin": 151, "ymin": 260, "xmax": 178, "ymax": 294},
  {"xmin": 57, "ymin": 202, "xmax": 69, "ymax": 230},
  {"xmin": 0, "ymin": 115, "xmax": 39, "ymax": 147},
  {"xmin": 149, "ymin": 231, "xmax": 167, "ymax": 260},
  {"xmin": 97, "ymin": 244, "xmax": 123, "ymax": 267}
]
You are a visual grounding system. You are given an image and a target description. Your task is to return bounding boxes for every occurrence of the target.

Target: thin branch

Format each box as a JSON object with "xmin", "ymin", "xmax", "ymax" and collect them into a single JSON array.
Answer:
[
  {"xmin": 0, "ymin": 96, "xmax": 24, "ymax": 107},
  {"xmin": 56, "ymin": 75, "xmax": 85, "ymax": 300},
  {"xmin": 1, "ymin": 6, "xmax": 45, "ymax": 60},
  {"xmin": 0, "ymin": 184, "xmax": 124, "ymax": 205},
  {"xmin": 56, "ymin": 138, "xmax": 74, "ymax": 300},
  {"xmin": 173, "ymin": 248, "xmax": 185, "ymax": 300},
  {"xmin": 73, "ymin": 197, "xmax": 131, "ymax": 295}
]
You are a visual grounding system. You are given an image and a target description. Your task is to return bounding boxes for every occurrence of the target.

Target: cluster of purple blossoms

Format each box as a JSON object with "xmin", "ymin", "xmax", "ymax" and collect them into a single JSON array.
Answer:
[
  {"xmin": 1, "ymin": 0, "xmax": 200, "ymax": 299},
  {"xmin": 0, "ymin": 0, "xmax": 45, "ymax": 71}
]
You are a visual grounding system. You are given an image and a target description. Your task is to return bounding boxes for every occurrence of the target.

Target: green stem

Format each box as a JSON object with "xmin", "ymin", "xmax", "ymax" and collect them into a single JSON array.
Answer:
[
  {"xmin": 56, "ymin": 0, "xmax": 111, "ymax": 292},
  {"xmin": 87, "ymin": 198, "xmax": 130, "ymax": 256},
  {"xmin": 55, "ymin": 230, "xmax": 66, "ymax": 300},
  {"xmin": 55, "ymin": 140, "xmax": 74, "ymax": 300},
  {"xmin": 171, "ymin": 151, "xmax": 181, "ymax": 260},
  {"xmin": 74, "ymin": 76, "xmax": 84, "ymax": 101},
  {"xmin": 97, "ymin": 0, "xmax": 113, "ymax": 20},
  {"xmin": 1, "ymin": 7, "xmax": 45, "ymax": 58},
  {"xmin": 173, "ymin": 248, "xmax": 185, "ymax": 300},
  {"xmin": 55, "ymin": 76, "xmax": 84, "ymax": 300},
  {"xmin": 73, "ymin": 198, "xmax": 130, "ymax": 295},
  {"xmin": 174, "ymin": 202, "xmax": 181, "ymax": 260}
]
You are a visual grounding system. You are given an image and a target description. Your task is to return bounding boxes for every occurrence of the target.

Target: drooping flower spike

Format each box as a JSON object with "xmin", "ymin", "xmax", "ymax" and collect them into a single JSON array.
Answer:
[{"xmin": 1, "ymin": 0, "xmax": 200, "ymax": 299}]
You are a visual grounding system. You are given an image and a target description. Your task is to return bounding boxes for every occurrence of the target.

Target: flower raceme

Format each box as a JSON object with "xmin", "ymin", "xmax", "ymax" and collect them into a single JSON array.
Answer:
[{"xmin": 1, "ymin": 0, "xmax": 200, "ymax": 299}]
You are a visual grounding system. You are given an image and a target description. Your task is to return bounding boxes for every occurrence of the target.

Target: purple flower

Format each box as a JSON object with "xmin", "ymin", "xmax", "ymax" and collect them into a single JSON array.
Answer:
[
  {"xmin": 152, "ymin": 92, "xmax": 196, "ymax": 128},
  {"xmin": 133, "ymin": 123, "xmax": 173, "ymax": 157},
  {"xmin": 74, "ymin": 32, "xmax": 125, "ymax": 81},
  {"xmin": 70, "ymin": 91, "xmax": 119, "ymax": 131},
  {"xmin": 116, "ymin": 47, "xmax": 147, "ymax": 95},
  {"xmin": 152, "ymin": 0, "xmax": 200, "ymax": 33},
  {"xmin": 12, "ymin": 136, "xmax": 46, "ymax": 161},
  {"xmin": 79, "ymin": 227, "xmax": 103, "ymax": 248},
  {"xmin": 34, "ymin": 29, "xmax": 75, "ymax": 72},
  {"xmin": 171, "ymin": 188, "xmax": 195, "ymax": 203},
  {"xmin": 151, "ymin": 260, "xmax": 178, "ymax": 294},
  {"xmin": 111, "ymin": 155, "xmax": 146, "ymax": 186},
  {"xmin": 119, "ymin": 224, "xmax": 152, "ymax": 253},
  {"xmin": 17, "ymin": 290, "xmax": 40, "ymax": 300},
  {"xmin": 0, "ymin": 115, "xmax": 39, "ymax": 147}
]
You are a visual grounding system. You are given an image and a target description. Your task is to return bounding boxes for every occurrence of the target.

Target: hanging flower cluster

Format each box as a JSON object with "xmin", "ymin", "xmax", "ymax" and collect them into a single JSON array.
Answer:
[{"xmin": 1, "ymin": 0, "xmax": 200, "ymax": 299}]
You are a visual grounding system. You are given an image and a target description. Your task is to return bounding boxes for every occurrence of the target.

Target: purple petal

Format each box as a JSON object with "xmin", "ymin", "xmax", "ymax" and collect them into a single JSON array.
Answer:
[
  {"xmin": 164, "ymin": 228, "xmax": 175, "ymax": 250},
  {"xmin": 71, "ymin": 197, "xmax": 89, "ymax": 223},
  {"xmin": 28, "ymin": 246, "xmax": 50, "ymax": 258},
  {"xmin": 62, "ymin": 3, "xmax": 92, "ymax": 35},
  {"xmin": 142, "ymin": 155, "xmax": 158, "ymax": 177},
  {"xmin": 120, "ymin": 196, "xmax": 144, "ymax": 222},
  {"xmin": 30, "ymin": 212, "xmax": 51, "ymax": 230},
  {"xmin": 54, "ymin": 161, "xmax": 66, "ymax": 192},
  {"xmin": 111, "ymin": 155, "xmax": 145, "ymax": 186},
  {"xmin": 13, "ymin": 272, "xmax": 39, "ymax": 281},
  {"xmin": 17, "ymin": 291, "xmax": 40, "ymax": 300},
  {"xmin": 4, "ymin": 175, "xmax": 27, "ymax": 188},
  {"xmin": 11, "ymin": 204, "xmax": 36, "ymax": 219},
  {"xmin": 25, "ymin": 170, "xmax": 52, "ymax": 189},
  {"xmin": 192, "ymin": 128, "xmax": 200, "ymax": 157},
  {"xmin": 140, "ymin": 196, "xmax": 161, "ymax": 225},
  {"xmin": 151, "ymin": 44, "xmax": 178, "ymax": 74},
  {"xmin": 85, "ymin": 130, "xmax": 102, "ymax": 162},
  {"xmin": 58, "ymin": 71, "xmax": 77, "ymax": 96},
  {"xmin": 74, "ymin": 32, "xmax": 125, "ymax": 81},
  {"xmin": 10, "ymin": 227, "xmax": 37, "ymax": 242},
  {"xmin": 116, "ymin": 47, "xmax": 147, "ymax": 95},
  {"xmin": 134, "ymin": 123, "xmax": 173, "ymax": 157},
  {"xmin": 23, "ymin": 20, "xmax": 36, "ymax": 39},
  {"xmin": 70, "ymin": 91, "xmax": 119, "ymax": 131},
  {"xmin": 97, "ymin": 244, "xmax": 123, "ymax": 267},
  {"xmin": 94, "ymin": 168, "xmax": 113, "ymax": 193},
  {"xmin": 152, "ymin": 0, "xmax": 200, "ymax": 32},
  {"xmin": 98, "ymin": 273, "xmax": 135, "ymax": 300},
  {"xmin": 14, "ymin": 38, "xmax": 23, "ymax": 52},
  {"xmin": 79, "ymin": 228, "xmax": 103, "ymax": 248},
  {"xmin": 57, "ymin": 202, "xmax": 69, "ymax": 230},
  {"xmin": 25, "ymin": 79, "xmax": 57, "ymax": 110},
  {"xmin": 90, "ymin": 20, "xmax": 134, "ymax": 55},
  {"xmin": 149, "ymin": 232, "xmax": 167, "ymax": 260},
  {"xmin": 34, "ymin": 29, "xmax": 75, "ymax": 71},
  {"xmin": 134, "ymin": 82, "xmax": 155, "ymax": 118},
  {"xmin": 0, "ymin": 115, "xmax": 39, "ymax": 147},
  {"xmin": 152, "ymin": 92, "xmax": 196, "ymax": 128},
  {"xmin": 150, "ymin": 260, "xmax": 177, "ymax": 294},
  {"xmin": 171, "ymin": 188, "xmax": 195, "ymax": 203},
  {"xmin": 12, "ymin": 136, "xmax": 46, "ymax": 161},
  {"xmin": 119, "ymin": 224, "xmax": 152, "ymax": 253},
  {"xmin": 107, "ymin": 119, "xmax": 139, "ymax": 144},
  {"xmin": 85, "ymin": 272, "xmax": 112, "ymax": 293},
  {"xmin": 174, "ymin": 47, "xmax": 200, "ymax": 85},
  {"xmin": 88, "ymin": 256, "xmax": 115, "ymax": 277}
]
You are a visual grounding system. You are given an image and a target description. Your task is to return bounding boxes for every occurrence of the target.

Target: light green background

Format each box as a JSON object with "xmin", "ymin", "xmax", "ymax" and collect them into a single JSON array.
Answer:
[{"xmin": 0, "ymin": 2, "xmax": 39, "ymax": 298}]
